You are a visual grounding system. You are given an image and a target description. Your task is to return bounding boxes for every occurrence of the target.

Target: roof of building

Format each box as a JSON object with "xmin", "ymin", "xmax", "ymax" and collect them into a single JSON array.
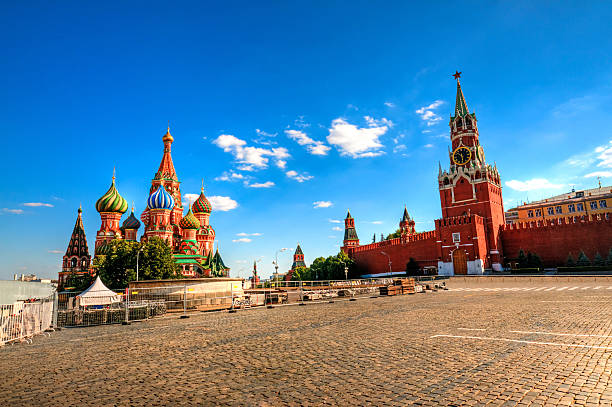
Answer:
[
  {"xmin": 401, "ymin": 206, "xmax": 411, "ymax": 222},
  {"xmin": 155, "ymin": 127, "xmax": 178, "ymax": 181},
  {"xmin": 121, "ymin": 207, "xmax": 141, "ymax": 230},
  {"xmin": 95, "ymin": 176, "xmax": 128, "ymax": 214},
  {"xmin": 192, "ymin": 188, "xmax": 212, "ymax": 214},
  {"xmin": 344, "ymin": 227, "xmax": 359, "ymax": 241},
  {"xmin": 65, "ymin": 205, "xmax": 90, "ymax": 258},
  {"xmin": 179, "ymin": 208, "xmax": 200, "ymax": 230},
  {"xmin": 147, "ymin": 184, "xmax": 175, "ymax": 210}
]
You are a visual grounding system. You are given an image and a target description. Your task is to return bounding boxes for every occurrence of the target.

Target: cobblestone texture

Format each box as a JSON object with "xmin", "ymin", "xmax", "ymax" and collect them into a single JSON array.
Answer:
[{"xmin": 3, "ymin": 281, "xmax": 612, "ymax": 406}]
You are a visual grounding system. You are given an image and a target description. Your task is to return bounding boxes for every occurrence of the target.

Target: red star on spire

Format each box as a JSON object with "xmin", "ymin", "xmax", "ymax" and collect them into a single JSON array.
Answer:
[{"xmin": 452, "ymin": 71, "xmax": 462, "ymax": 80}]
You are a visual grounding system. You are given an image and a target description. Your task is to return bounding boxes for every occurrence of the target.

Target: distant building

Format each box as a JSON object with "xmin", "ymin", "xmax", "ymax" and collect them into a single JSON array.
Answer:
[{"xmin": 505, "ymin": 186, "xmax": 611, "ymax": 224}]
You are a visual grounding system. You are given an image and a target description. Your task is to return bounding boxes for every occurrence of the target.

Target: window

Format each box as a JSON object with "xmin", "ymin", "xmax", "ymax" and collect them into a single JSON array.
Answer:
[
  {"xmin": 576, "ymin": 191, "xmax": 584, "ymax": 198},
  {"xmin": 452, "ymin": 233, "xmax": 461, "ymax": 243},
  {"xmin": 547, "ymin": 207, "xmax": 554, "ymax": 215},
  {"xmin": 590, "ymin": 201, "xmax": 598, "ymax": 210},
  {"xmin": 600, "ymin": 200, "xmax": 608, "ymax": 208},
  {"xmin": 577, "ymin": 203, "xmax": 584, "ymax": 212},
  {"xmin": 527, "ymin": 210, "xmax": 534, "ymax": 218},
  {"xmin": 555, "ymin": 206, "xmax": 562, "ymax": 214},
  {"xmin": 535, "ymin": 209, "xmax": 542, "ymax": 217},
  {"xmin": 568, "ymin": 204, "xmax": 575, "ymax": 213}
]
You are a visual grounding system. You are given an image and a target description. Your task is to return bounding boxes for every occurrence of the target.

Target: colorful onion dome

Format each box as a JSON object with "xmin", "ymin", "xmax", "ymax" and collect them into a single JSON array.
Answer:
[
  {"xmin": 96, "ymin": 177, "xmax": 128, "ymax": 214},
  {"xmin": 95, "ymin": 242, "xmax": 109, "ymax": 256},
  {"xmin": 179, "ymin": 208, "xmax": 200, "ymax": 230},
  {"xmin": 147, "ymin": 184, "xmax": 175, "ymax": 210},
  {"xmin": 192, "ymin": 190, "xmax": 212, "ymax": 214},
  {"xmin": 122, "ymin": 208, "xmax": 141, "ymax": 230},
  {"xmin": 162, "ymin": 126, "xmax": 173, "ymax": 143}
]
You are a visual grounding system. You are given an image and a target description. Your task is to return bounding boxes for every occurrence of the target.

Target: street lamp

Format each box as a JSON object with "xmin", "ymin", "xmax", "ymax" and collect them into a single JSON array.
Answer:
[
  {"xmin": 272, "ymin": 248, "xmax": 288, "ymax": 282},
  {"xmin": 136, "ymin": 246, "xmax": 145, "ymax": 281},
  {"xmin": 381, "ymin": 251, "xmax": 392, "ymax": 275}
]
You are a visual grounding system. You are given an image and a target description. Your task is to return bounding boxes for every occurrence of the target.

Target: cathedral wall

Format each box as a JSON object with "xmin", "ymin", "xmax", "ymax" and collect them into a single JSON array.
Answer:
[{"xmin": 500, "ymin": 215, "xmax": 612, "ymax": 267}]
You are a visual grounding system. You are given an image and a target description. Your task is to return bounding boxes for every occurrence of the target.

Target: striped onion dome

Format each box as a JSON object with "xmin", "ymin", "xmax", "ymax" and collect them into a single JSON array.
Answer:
[
  {"xmin": 147, "ymin": 184, "xmax": 175, "ymax": 210},
  {"xmin": 179, "ymin": 208, "xmax": 200, "ymax": 230},
  {"xmin": 95, "ymin": 242, "xmax": 110, "ymax": 256},
  {"xmin": 121, "ymin": 208, "xmax": 141, "ymax": 230},
  {"xmin": 95, "ymin": 178, "xmax": 128, "ymax": 214},
  {"xmin": 192, "ymin": 190, "xmax": 212, "ymax": 214}
]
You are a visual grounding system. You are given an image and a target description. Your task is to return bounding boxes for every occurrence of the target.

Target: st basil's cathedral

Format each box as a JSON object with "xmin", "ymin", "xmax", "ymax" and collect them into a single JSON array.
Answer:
[{"xmin": 59, "ymin": 127, "xmax": 229, "ymax": 287}]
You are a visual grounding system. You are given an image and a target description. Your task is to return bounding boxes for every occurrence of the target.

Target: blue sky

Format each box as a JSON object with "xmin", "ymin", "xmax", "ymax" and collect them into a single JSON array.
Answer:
[{"xmin": 1, "ymin": 1, "xmax": 612, "ymax": 280}]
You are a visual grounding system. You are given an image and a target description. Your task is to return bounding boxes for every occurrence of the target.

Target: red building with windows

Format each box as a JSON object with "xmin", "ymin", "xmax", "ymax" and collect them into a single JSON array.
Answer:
[{"xmin": 342, "ymin": 73, "xmax": 612, "ymax": 275}]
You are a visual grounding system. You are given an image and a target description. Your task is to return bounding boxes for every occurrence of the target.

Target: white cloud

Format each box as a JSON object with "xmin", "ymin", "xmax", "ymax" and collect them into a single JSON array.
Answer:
[
  {"xmin": 286, "ymin": 170, "xmax": 314, "ymax": 183},
  {"xmin": 247, "ymin": 181, "xmax": 275, "ymax": 188},
  {"xmin": 313, "ymin": 201, "xmax": 333, "ymax": 208},
  {"xmin": 183, "ymin": 193, "xmax": 199, "ymax": 206},
  {"xmin": 370, "ymin": 221, "xmax": 383, "ymax": 224},
  {"xmin": 23, "ymin": 202, "xmax": 54, "ymax": 207},
  {"xmin": 332, "ymin": 226, "xmax": 342, "ymax": 231},
  {"xmin": 276, "ymin": 160, "xmax": 287, "ymax": 169},
  {"xmin": 585, "ymin": 171, "xmax": 612, "ymax": 178},
  {"xmin": 505, "ymin": 179, "xmax": 564, "ymax": 192},
  {"xmin": 416, "ymin": 100, "xmax": 444, "ymax": 126},
  {"xmin": 384, "ymin": 102, "xmax": 395, "ymax": 108},
  {"xmin": 328, "ymin": 219, "xmax": 341, "ymax": 223},
  {"xmin": 2, "ymin": 208, "xmax": 24, "ymax": 214},
  {"xmin": 424, "ymin": 144, "xmax": 434, "ymax": 148},
  {"xmin": 393, "ymin": 144, "xmax": 407, "ymax": 153},
  {"xmin": 595, "ymin": 141, "xmax": 612, "ymax": 168},
  {"xmin": 212, "ymin": 134, "xmax": 290, "ymax": 170},
  {"xmin": 285, "ymin": 129, "xmax": 331, "ymax": 156},
  {"xmin": 232, "ymin": 238, "xmax": 252, "ymax": 243},
  {"xmin": 215, "ymin": 171, "xmax": 245, "ymax": 182},
  {"xmin": 48, "ymin": 250, "xmax": 62, "ymax": 254},
  {"xmin": 255, "ymin": 129, "xmax": 277, "ymax": 138},
  {"xmin": 208, "ymin": 196, "xmax": 238, "ymax": 211},
  {"xmin": 236, "ymin": 232, "xmax": 263, "ymax": 237},
  {"xmin": 327, "ymin": 117, "xmax": 388, "ymax": 158}
]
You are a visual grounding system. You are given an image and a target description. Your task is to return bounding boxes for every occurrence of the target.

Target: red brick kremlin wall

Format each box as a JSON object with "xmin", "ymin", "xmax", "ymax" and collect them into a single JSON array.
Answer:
[
  {"xmin": 500, "ymin": 215, "xmax": 612, "ymax": 267},
  {"xmin": 351, "ymin": 231, "xmax": 439, "ymax": 275}
]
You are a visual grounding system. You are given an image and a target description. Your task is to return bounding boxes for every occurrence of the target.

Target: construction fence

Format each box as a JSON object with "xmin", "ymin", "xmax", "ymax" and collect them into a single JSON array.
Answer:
[{"xmin": 0, "ymin": 295, "xmax": 55, "ymax": 345}]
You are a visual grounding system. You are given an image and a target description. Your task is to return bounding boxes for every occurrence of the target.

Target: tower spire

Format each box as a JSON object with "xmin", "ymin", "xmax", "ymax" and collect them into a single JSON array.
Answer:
[{"xmin": 453, "ymin": 71, "xmax": 469, "ymax": 117}]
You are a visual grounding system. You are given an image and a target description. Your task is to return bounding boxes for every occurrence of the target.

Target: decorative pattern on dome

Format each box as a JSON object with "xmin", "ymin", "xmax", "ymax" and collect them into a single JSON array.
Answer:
[
  {"xmin": 96, "ymin": 178, "xmax": 128, "ymax": 214},
  {"xmin": 192, "ymin": 191, "xmax": 212, "ymax": 214},
  {"xmin": 147, "ymin": 184, "xmax": 175, "ymax": 210},
  {"xmin": 122, "ymin": 209, "xmax": 141, "ymax": 230},
  {"xmin": 179, "ymin": 208, "xmax": 200, "ymax": 230},
  {"xmin": 95, "ymin": 242, "xmax": 110, "ymax": 256}
]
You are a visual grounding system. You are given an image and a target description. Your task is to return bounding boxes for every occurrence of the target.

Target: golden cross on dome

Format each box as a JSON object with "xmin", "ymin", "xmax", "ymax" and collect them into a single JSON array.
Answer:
[
  {"xmin": 112, "ymin": 166, "xmax": 116, "ymax": 181},
  {"xmin": 201, "ymin": 178, "xmax": 204, "ymax": 192},
  {"xmin": 452, "ymin": 71, "xmax": 462, "ymax": 80}
]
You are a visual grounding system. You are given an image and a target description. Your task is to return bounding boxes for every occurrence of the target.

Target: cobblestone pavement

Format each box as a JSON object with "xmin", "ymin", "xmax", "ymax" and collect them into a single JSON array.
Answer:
[{"xmin": 3, "ymin": 282, "xmax": 612, "ymax": 406}]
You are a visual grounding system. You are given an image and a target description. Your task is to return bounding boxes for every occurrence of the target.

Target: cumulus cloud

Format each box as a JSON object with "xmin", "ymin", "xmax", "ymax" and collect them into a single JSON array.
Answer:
[
  {"xmin": 416, "ymin": 100, "xmax": 444, "ymax": 126},
  {"xmin": 585, "ymin": 171, "xmax": 612, "ymax": 178},
  {"xmin": 286, "ymin": 170, "xmax": 313, "ymax": 183},
  {"xmin": 285, "ymin": 129, "xmax": 331, "ymax": 156},
  {"xmin": 595, "ymin": 140, "xmax": 612, "ymax": 168},
  {"xmin": 276, "ymin": 160, "xmax": 287, "ymax": 169},
  {"xmin": 505, "ymin": 179, "xmax": 564, "ymax": 192},
  {"xmin": 247, "ymin": 181, "xmax": 275, "ymax": 188},
  {"xmin": 232, "ymin": 238, "xmax": 252, "ymax": 243},
  {"xmin": 424, "ymin": 144, "xmax": 434, "ymax": 148},
  {"xmin": 332, "ymin": 226, "xmax": 342, "ymax": 231},
  {"xmin": 208, "ymin": 196, "xmax": 238, "ymax": 211},
  {"xmin": 326, "ymin": 117, "xmax": 388, "ymax": 158},
  {"xmin": 2, "ymin": 208, "xmax": 24, "ymax": 214},
  {"xmin": 313, "ymin": 201, "xmax": 333, "ymax": 208},
  {"xmin": 23, "ymin": 202, "xmax": 54, "ymax": 207},
  {"xmin": 183, "ymin": 193, "xmax": 199, "ymax": 206},
  {"xmin": 212, "ymin": 134, "xmax": 289, "ymax": 170},
  {"xmin": 215, "ymin": 171, "xmax": 245, "ymax": 182}
]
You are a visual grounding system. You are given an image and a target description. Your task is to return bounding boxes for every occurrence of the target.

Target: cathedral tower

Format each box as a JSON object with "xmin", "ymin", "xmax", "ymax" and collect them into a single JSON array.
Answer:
[
  {"xmin": 60, "ymin": 205, "xmax": 92, "ymax": 287},
  {"xmin": 143, "ymin": 182, "xmax": 175, "ymax": 245},
  {"xmin": 94, "ymin": 172, "xmax": 128, "ymax": 255},
  {"xmin": 437, "ymin": 72, "xmax": 505, "ymax": 272},
  {"xmin": 192, "ymin": 180, "xmax": 216, "ymax": 256},
  {"xmin": 121, "ymin": 204, "xmax": 141, "ymax": 241}
]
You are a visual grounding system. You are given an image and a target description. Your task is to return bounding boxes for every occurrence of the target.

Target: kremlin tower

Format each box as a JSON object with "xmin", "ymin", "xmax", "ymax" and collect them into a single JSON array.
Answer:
[
  {"xmin": 341, "ymin": 210, "xmax": 359, "ymax": 255},
  {"xmin": 286, "ymin": 244, "xmax": 306, "ymax": 280},
  {"xmin": 94, "ymin": 172, "xmax": 128, "ymax": 255},
  {"xmin": 399, "ymin": 207, "xmax": 416, "ymax": 237}
]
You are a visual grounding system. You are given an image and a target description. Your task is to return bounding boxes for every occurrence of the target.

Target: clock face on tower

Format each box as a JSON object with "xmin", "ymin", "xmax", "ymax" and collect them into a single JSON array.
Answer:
[{"xmin": 452, "ymin": 146, "xmax": 471, "ymax": 166}]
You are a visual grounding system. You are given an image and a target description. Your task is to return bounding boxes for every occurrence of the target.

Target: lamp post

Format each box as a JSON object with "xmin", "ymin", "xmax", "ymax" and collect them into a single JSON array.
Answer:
[
  {"xmin": 272, "ymin": 248, "xmax": 288, "ymax": 282},
  {"xmin": 136, "ymin": 246, "xmax": 145, "ymax": 281},
  {"xmin": 381, "ymin": 251, "xmax": 392, "ymax": 275}
]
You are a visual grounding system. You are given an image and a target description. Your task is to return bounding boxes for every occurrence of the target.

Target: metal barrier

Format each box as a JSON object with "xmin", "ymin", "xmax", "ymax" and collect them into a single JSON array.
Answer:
[{"xmin": 1, "ymin": 295, "xmax": 54, "ymax": 345}]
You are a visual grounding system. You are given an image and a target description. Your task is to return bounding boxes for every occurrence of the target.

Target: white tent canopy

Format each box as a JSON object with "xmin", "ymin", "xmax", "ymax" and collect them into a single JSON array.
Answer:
[{"xmin": 76, "ymin": 276, "xmax": 121, "ymax": 307}]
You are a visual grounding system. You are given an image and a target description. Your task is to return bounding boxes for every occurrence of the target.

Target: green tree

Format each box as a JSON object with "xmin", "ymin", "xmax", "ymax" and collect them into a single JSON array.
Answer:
[
  {"xmin": 291, "ymin": 266, "xmax": 311, "ymax": 281},
  {"xmin": 517, "ymin": 249, "xmax": 528, "ymax": 269},
  {"xmin": 309, "ymin": 257, "xmax": 328, "ymax": 280},
  {"xmin": 64, "ymin": 272, "xmax": 94, "ymax": 291},
  {"xmin": 527, "ymin": 252, "xmax": 543, "ymax": 270},
  {"xmin": 405, "ymin": 258, "xmax": 420, "ymax": 275},
  {"xmin": 606, "ymin": 248, "xmax": 612, "ymax": 266},
  {"xmin": 576, "ymin": 251, "xmax": 591, "ymax": 267},
  {"xmin": 95, "ymin": 237, "xmax": 180, "ymax": 289},
  {"xmin": 592, "ymin": 252, "xmax": 604, "ymax": 267},
  {"xmin": 386, "ymin": 228, "xmax": 402, "ymax": 240},
  {"xmin": 566, "ymin": 254, "xmax": 576, "ymax": 267}
]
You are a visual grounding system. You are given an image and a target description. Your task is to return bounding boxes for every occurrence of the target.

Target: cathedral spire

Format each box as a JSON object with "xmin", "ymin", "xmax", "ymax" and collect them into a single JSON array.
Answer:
[
  {"xmin": 155, "ymin": 125, "xmax": 178, "ymax": 181},
  {"xmin": 453, "ymin": 71, "xmax": 470, "ymax": 118}
]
